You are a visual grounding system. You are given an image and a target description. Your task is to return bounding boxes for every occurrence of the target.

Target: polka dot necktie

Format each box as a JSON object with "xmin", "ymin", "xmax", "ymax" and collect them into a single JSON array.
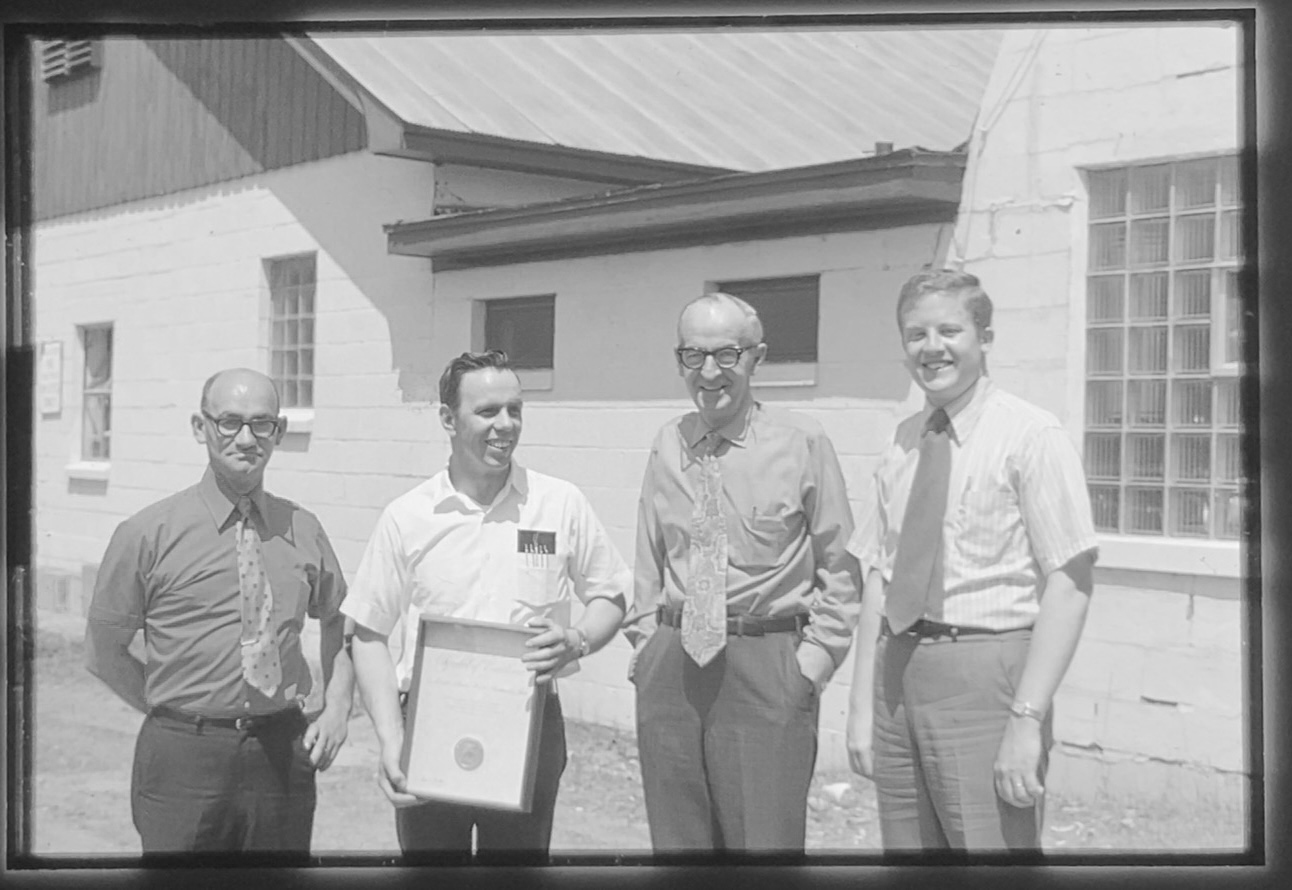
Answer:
[
  {"xmin": 683, "ymin": 432, "xmax": 728, "ymax": 666},
  {"xmin": 885, "ymin": 408, "xmax": 953, "ymax": 634},
  {"xmin": 236, "ymin": 497, "xmax": 281, "ymax": 698}
]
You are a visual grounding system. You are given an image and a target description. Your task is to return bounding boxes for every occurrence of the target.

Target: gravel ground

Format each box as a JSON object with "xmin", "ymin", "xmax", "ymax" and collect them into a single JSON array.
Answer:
[{"xmin": 24, "ymin": 626, "xmax": 1247, "ymax": 861}]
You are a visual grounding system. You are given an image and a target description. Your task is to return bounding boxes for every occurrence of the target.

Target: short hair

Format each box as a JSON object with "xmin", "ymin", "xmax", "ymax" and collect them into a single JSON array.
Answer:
[
  {"xmin": 896, "ymin": 269, "xmax": 994, "ymax": 334},
  {"xmin": 438, "ymin": 350, "xmax": 513, "ymax": 412},
  {"xmin": 677, "ymin": 292, "xmax": 765, "ymax": 346}
]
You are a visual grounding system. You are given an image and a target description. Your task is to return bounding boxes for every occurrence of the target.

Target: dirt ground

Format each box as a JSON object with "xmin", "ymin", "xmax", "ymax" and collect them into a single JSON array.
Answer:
[{"xmin": 25, "ymin": 628, "xmax": 1246, "ymax": 860}]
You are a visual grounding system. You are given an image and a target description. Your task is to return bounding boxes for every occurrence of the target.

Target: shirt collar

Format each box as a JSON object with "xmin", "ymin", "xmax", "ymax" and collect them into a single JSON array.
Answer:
[
  {"xmin": 684, "ymin": 402, "xmax": 759, "ymax": 451},
  {"xmin": 197, "ymin": 467, "xmax": 268, "ymax": 529},
  {"xmin": 922, "ymin": 375, "xmax": 994, "ymax": 444},
  {"xmin": 432, "ymin": 462, "xmax": 528, "ymax": 512}
]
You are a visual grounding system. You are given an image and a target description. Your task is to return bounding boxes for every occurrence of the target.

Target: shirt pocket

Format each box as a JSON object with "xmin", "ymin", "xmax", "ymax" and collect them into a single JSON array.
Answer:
[
  {"xmin": 728, "ymin": 508, "xmax": 797, "ymax": 571},
  {"xmin": 952, "ymin": 487, "xmax": 1018, "ymax": 566},
  {"xmin": 516, "ymin": 558, "xmax": 561, "ymax": 606}
]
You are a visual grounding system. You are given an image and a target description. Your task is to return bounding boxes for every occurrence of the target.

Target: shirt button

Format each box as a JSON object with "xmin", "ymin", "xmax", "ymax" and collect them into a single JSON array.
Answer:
[{"xmin": 244, "ymin": 701, "xmax": 251, "ymax": 710}]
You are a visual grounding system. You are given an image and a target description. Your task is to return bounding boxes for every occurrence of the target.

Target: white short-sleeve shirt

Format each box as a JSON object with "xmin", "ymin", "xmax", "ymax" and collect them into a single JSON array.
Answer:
[{"xmin": 341, "ymin": 463, "xmax": 632, "ymax": 691}]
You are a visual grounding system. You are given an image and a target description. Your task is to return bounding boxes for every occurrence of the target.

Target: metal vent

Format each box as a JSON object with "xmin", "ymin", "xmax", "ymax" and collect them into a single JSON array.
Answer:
[{"xmin": 40, "ymin": 39, "xmax": 99, "ymax": 83}]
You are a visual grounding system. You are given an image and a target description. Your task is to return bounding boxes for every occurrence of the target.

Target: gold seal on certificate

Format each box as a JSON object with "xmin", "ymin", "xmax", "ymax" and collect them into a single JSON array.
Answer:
[
  {"xmin": 400, "ymin": 616, "xmax": 547, "ymax": 812},
  {"xmin": 454, "ymin": 737, "xmax": 485, "ymax": 771}
]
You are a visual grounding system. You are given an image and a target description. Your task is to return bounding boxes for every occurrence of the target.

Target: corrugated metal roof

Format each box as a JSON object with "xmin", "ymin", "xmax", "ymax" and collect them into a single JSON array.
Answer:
[{"xmin": 309, "ymin": 29, "xmax": 1003, "ymax": 172}]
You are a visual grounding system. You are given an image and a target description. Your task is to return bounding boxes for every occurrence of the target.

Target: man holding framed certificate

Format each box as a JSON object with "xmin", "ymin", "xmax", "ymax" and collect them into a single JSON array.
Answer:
[{"xmin": 342, "ymin": 350, "xmax": 631, "ymax": 864}]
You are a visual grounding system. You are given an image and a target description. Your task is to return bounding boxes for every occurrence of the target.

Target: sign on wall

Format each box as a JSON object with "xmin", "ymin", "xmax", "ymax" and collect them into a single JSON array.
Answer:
[{"xmin": 38, "ymin": 340, "xmax": 63, "ymax": 416}]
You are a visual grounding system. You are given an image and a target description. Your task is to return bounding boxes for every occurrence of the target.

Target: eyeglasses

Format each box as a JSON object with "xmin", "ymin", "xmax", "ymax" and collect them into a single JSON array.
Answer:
[
  {"xmin": 675, "ymin": 345, "xmax": 758, "ymax": 370},
  {"xmin": 202, "ymin": 412, "xmax": 280, "ymax": 439}
]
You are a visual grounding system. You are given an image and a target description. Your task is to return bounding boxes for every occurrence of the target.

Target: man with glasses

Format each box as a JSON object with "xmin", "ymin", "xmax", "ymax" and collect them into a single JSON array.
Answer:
[
  {"xmin": 85, "ymin": 368, "xmax": 353, "ymax": 859},
  {"xmin": 625, "ymin": 292, "xmax": 860, "ymax": 853}
]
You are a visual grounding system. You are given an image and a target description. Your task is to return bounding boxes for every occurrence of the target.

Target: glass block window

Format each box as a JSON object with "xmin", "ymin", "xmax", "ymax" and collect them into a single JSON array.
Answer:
[
  {"xmin": 79, "ymin": 324, "xmax": 113, "ymax": 460},
  {"xmin": 268, "ymin": 254, "xmax": 316, "ymax": 409},
  {"xmin": 1084, "ymin": 156, "xmax": 1243, "ymax": 539}
]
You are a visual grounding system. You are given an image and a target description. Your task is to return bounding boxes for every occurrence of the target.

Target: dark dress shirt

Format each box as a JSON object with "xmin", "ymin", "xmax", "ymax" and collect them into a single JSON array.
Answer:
[{"xmin": 87, "ymin": 468, "xmax": 346, "ymax": 717}]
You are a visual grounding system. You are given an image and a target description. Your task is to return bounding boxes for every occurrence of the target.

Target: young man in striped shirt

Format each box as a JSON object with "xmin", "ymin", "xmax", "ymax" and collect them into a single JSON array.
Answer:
[{"xmin": 845, "ymin": 269, "xmax": 1099, "ymax": 851}]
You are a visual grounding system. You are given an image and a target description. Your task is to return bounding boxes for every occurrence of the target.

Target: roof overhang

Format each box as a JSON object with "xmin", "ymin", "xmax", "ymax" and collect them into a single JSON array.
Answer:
[
  {"xmin": 288, "ymin": 35, "xmax": 733, "ymax": 187},
  {"xmin": 385, "ymin": 149, "xmax": 966, "ymax": 272}
]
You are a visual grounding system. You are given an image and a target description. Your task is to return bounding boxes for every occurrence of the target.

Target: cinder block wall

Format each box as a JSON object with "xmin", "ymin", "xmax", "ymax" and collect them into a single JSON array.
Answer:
[{"xmin": 947, "ymin": 24, "xmax": 1246, "ymax": 804}]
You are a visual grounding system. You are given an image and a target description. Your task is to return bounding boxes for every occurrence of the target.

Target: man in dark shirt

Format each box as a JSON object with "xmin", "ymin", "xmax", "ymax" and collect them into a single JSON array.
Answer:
[{"xmin": 85, "ymin": 368, "xmax": 353, "ymax": 858}]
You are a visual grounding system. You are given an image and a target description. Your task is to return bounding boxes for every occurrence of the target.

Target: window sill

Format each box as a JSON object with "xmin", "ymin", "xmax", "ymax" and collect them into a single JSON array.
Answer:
[
  {"xmin": 65, "ymin": 460, "xmax": 110, "ymax": 482},
  {"xmin": 1096, "ymin": 534, "xmax": 1241, "ymax": 578},
  {"xmin": 280, "ymin": 407, "xmax": 314, "ymax": 436},
  {"xmin": 751, "ymin": 361, "xmax": 816, "ymax": 388},
  {"xmin": 517, "ymin": 369, "xmax": 553, "ymax": 392}
]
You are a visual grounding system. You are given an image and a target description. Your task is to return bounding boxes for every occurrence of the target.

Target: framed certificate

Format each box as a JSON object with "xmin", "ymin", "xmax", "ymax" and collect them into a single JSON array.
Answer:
[{"xmin": 400, "ymin": 616, "xmax": 546, "ymax": 812}]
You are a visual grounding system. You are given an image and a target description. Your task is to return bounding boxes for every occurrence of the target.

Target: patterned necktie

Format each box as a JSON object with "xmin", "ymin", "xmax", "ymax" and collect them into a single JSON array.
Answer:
[
  {"xmin": 683, "ymin": 432, "xmax": 728, "ymax": 666},
  {"xmin": 885, "ymin": 408, "xmax": 953, "ymax": 634},
  {"xmin": 236, "ymin": 496, "xmax": 281, "ymax": 698}
]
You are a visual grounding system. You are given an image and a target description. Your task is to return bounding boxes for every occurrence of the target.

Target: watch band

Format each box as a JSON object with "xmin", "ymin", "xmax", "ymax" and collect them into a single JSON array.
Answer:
[
  {"xmin": 1009, "ymin": 700, "xmax": 1046, "ymax": 722},
  {"xmin": 572, "ymin": 626, "xmax": 590, "ymax": 659}
]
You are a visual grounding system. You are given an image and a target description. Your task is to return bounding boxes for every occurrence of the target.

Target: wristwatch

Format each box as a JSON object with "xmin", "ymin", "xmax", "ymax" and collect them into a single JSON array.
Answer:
[
  {"xmin": 571, "ymin": 627, "xmax": 590, "ymax": 659},
  {"xmin": 1009, "ymin": 700, "xmax": 1046, "ymax": 722}
]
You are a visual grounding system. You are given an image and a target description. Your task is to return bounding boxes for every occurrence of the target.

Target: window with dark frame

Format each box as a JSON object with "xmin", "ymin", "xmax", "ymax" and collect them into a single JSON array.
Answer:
[
  {"xmin": 79, "ymin": 324, "xmax": 113, "ymax": 461},
  {"xmin": 268, "ymin": 254, "xmax": 316, "ymax": 409},
  {"xmin": 484, "ymin": 295, "xmax": 555, "ymax": 371},
  {"xmin": 715, "ymin": 275, "xmax": 820, "ymax": 364},
  {"xmin": 1084, "ymin": 156, "xmax": 1242, "ymax": 540}
]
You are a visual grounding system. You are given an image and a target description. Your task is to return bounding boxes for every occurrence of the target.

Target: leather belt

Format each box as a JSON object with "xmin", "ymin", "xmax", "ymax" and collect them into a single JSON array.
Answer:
[
  {"xmin": 882, "ymin": 617, "xmax": 1013, "ymax": 639},
  {"xmin": 151, "ymin": 704, "xmax": 305, "ymax": 733},
  {"xmin": 657, "ymin": 605, "xmax": 809, "ymax": 637}
]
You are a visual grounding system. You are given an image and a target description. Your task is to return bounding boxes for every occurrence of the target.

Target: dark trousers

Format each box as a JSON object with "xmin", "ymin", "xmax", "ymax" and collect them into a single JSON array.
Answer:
[
  {"xmin": 131, "ymin": 709, "xmax": 315, "ymax": 856},
  {"xmin": 872, "ymin": 627, "xmax": 1052, "ymax": 851},
  {"xmin": 634, "ymin": 625, "xmax": 819, "ymax": 853},
  {"xmin": 396, "ymin": 693, "xmax": 568, "ymax": 864}
]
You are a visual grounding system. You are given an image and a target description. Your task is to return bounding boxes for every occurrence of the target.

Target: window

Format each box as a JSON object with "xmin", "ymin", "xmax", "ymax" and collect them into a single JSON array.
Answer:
[
  {"xmin": 484, "ymin": 295, "xmax": 555, "ymax": 370},
  {"xmin": 40, "ymin": 39, "xmax": 99, "ymax": 83},
  {"xmin": 79, "ymin": 324, "xmax": 112, "ymax": 460},
  {"xmin": 1084, "ymin": 156, "xmax": 1243, "ymax": 539},
  {"xmin": 268, "ymin": 254, "xmax": 316, "ymax": 409},
  {"xmin": 715, "ymin": 275, "xmax": 819, "ymax": 364}
]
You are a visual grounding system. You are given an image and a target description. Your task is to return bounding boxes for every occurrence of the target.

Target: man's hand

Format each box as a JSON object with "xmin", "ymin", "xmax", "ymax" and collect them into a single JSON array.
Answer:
[
  {"xmin": 303, "ymin": 705, "xmax": 349, "ymax": 771},
  {"xmin": 846, "ymin": 703, "xmax": 875, "ymax": 779},
  {"xmin": 521, "ymin": 617, "xmax": 579, "ymax": 685},
  {"xmin": 994, "ymin": 715, "xmax": 1046, "ymax": 808},
  {"xmin": 377, "ymin": 731, "xmax": 421, "ymax": 807}
]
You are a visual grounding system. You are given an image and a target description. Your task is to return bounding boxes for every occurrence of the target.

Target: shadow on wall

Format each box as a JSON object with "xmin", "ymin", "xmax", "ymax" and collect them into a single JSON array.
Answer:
[{"xmin": 146, "ymin": 36, "xmax": 439, "ymax": 404}]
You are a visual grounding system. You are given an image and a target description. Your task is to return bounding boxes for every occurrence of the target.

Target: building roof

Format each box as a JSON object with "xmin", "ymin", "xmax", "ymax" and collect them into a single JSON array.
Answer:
[
  {"xmin": 386, "ymin": 149, "xmax": 966, "ymax": 271},
  {"xmin": 307, "ymin": 28, "xmax": 1003, "ymax": 173}
]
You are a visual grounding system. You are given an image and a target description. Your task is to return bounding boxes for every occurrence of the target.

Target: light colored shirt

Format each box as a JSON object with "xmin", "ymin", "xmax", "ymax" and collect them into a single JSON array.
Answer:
[
  {"xmin": 87, "ymin": 469, "xmax": 347, "ymax": 716},
  {"xmin": 850, "ymin": 377, "xmax": 1099, "ymax": 630},
  {"xmin": 340, "ymin": 463, "xmax": 632, "ymax": 692},
  {"xmin": 625, "ymin": 403, "xmax": 861, "ymax": 683}
]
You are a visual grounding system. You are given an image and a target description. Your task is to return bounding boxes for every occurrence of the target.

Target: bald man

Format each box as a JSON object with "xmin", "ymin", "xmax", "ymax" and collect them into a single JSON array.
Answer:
[
  {"xmin": 624, "ymin": 294, "xmax": 861, "ymax": 853},
  {"xmin": 85, "ymin": 368, "xmax": 353, "ymax": 859}
]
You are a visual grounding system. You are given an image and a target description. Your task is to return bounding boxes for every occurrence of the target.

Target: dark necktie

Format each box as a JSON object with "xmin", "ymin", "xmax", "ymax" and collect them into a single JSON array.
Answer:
[
  {"xmin": 885, "ymin": 408, "xmax": 952, "ymax": 634},
  {"xmin": 683, "ymin": 432, "xmax": 728, "ymax": 666},
  {"xmin": 236, "ymin": 497, "xmax": 281, "ymax": 697}
]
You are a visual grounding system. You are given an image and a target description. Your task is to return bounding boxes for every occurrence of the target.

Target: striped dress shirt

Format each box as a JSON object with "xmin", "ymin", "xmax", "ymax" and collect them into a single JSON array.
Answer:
[{"xmin": 850, "ymin": 377, "xmax": 1098, "ymax": 630}]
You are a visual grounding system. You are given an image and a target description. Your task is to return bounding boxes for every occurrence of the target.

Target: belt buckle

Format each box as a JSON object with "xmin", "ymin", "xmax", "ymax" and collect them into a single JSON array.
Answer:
[{"xmin": 731, "ymin": 615, "xmax": 763, "ymax": 637}]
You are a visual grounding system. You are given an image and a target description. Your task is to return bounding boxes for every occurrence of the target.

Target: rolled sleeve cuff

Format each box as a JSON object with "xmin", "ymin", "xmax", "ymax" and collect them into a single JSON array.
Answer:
[{"xmin": 338, "ymin": 598, "xmax": 398, "ymax": 637}]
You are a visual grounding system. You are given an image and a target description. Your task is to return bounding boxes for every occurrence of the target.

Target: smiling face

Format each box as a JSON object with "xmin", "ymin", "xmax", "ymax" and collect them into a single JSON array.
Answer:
[
  {"xmin": 677, "ymin": 297, "xmax": 766, "ymax": 430},
  {"xmin": 191, "ymin": 369, "xmax": 284, "ymax": 495},
  {"xmin": 899, "ymin": 290, "xmax": 993, "ymax": 408},
  {"xmin": 441, "ymin": 366, "xmax": 523, "ymax": 484}
]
